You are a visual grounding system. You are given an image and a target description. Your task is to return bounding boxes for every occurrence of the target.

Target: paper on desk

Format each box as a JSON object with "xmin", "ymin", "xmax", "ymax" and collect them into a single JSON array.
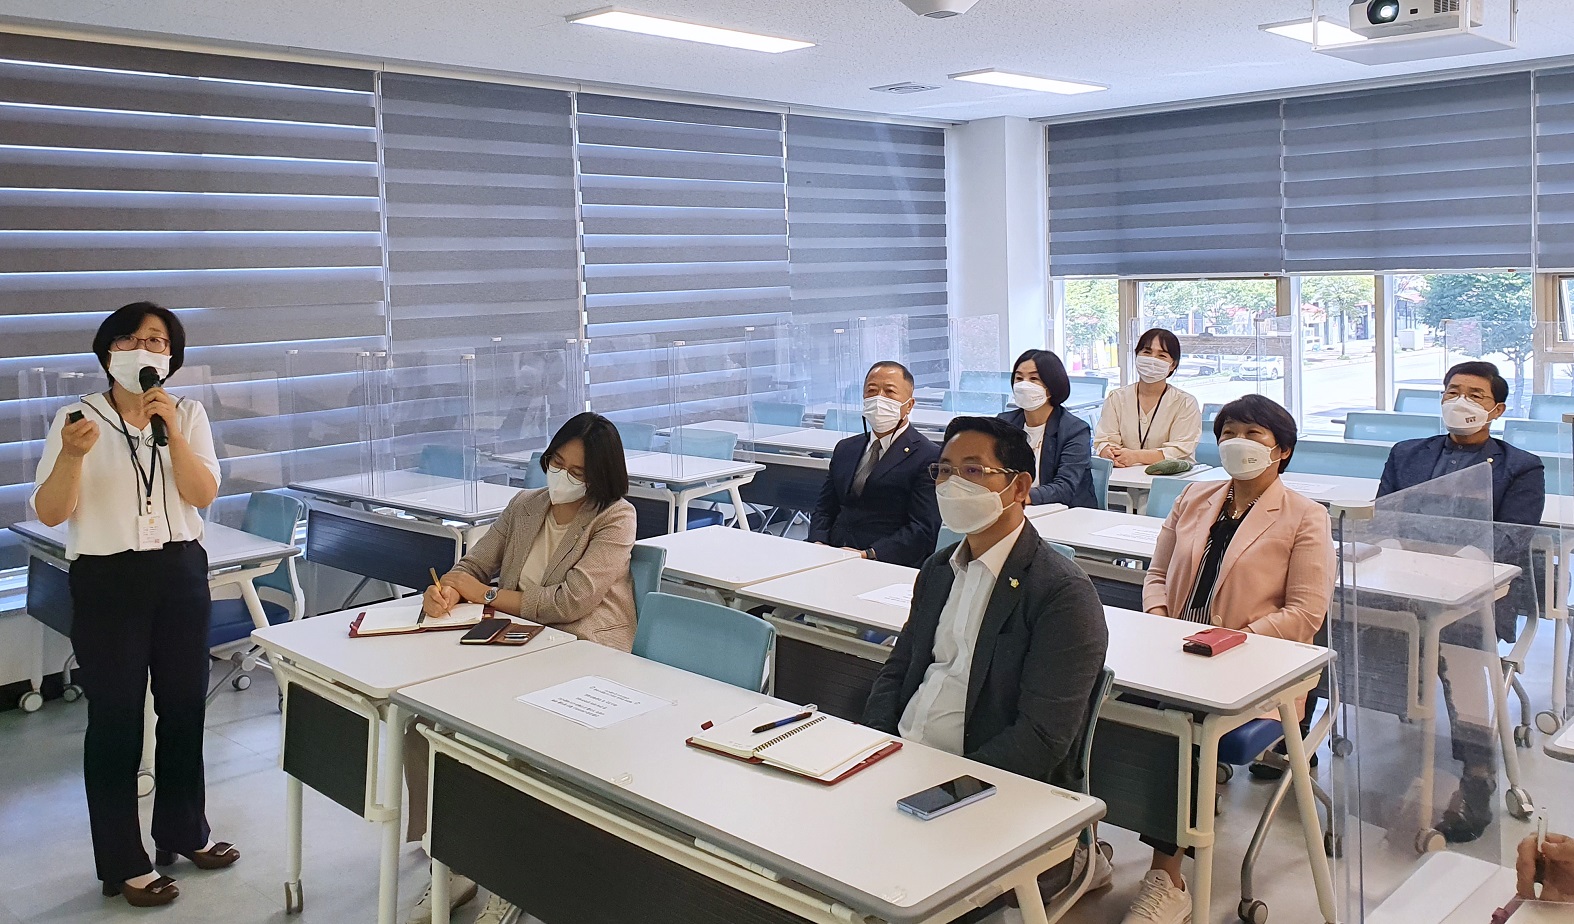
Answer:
[
  {"xmin": 856, "ymin": 583, "xmax": 914, "ymax": 609},
  {"xmin": 1557, "ymin": 722, "xmax": 1574, "ymax": 751},
  {"xmin": 1091, "ymin": 524, "xmax": 1161, "ymax": 544},
  {"xmin": 1281, "ymin": 480, "xmax": 1333, "ymax": 496},
  {"xmin": 518, "ymin": 676, "xmax": 672, "ymax": 729}
]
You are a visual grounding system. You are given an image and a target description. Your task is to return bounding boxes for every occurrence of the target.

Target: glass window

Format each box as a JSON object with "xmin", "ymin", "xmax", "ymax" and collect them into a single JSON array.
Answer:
[
  {"xmin": 1137, "ymin": 279, "xmax": 1283, "ymax": 412},
  {"xmin": 1395, "ymin": 272, "xmax": 1534, "ymax": 416},
  {"xmin": 1060, "ymin": 279, "xmax": 1119, "ymax": 377},
  {"xmin": 1298, "ymin": 276, "xmax": 1377, "ymax": 435}
]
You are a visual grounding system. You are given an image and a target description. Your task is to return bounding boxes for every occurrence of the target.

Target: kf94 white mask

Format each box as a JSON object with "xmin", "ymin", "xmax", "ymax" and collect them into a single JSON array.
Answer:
[
  {"xmin": 1217, "ymin": 437, "xmax": 1276, "ymax": 481},
  {"xmin": 1011, "ymin": 380, "xmax": 1048, "ymax": 412},
  {"xmin": 546, "ymin": 466, "xmax": 587, "ymax": 504},
  {"xmin": 862, "ymin": 395, "xmax": 906, "ymax": 434},
  {"xmin": 935, "ymin": 476, "xmax": 1016, "ymax": 535}
]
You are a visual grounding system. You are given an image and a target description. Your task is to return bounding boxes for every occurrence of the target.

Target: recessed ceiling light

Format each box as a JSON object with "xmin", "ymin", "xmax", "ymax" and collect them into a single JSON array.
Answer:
[
  {"xmin": 567, "ymin": 8, "xmax": 814, "ymax": 53},
  {"xmin": 949, "ymin": 69, "xmax": 1106, "ymax": 95},
  {"xmin": 1260, "ymin": 17, "xmax": 1369, "ymax": 45}
]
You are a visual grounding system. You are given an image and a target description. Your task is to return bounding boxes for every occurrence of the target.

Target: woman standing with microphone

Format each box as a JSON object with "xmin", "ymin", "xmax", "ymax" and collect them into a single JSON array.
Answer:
[{"xmin": 33, "ymin": 302, "xmax": 233, "ymax": 907}]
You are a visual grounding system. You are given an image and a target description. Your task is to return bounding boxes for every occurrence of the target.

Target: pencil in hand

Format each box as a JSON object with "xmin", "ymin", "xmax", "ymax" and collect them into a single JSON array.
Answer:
[{"xmin": 419, "ymin": 567, "xmax": 444, "ymax": 626}]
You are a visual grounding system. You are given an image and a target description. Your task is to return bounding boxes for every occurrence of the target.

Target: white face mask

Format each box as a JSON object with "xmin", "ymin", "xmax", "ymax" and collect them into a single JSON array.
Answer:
[
  {"xmin": 546, "ymin": 466, "xmax": 587, "ymax": 505},
  {"xmin": 1218, "ymin": 437, "xmax": 1277, "ymax": 481},
  {"xmin": 1135, "ymin": 355, "xmax": 1172, "ymax": 384},
  {"xmin": 106, "ymin": 349, "xmax": 170, "ymax": 394},
  {"xmin": 862, "ymin": 395, "xmax": 907, "ymax": 434},
  {"xmin": 1442, "ymin": 396, "xmax": 1492, "ymax": 436},
  {"xmin": 935, "ymin": 475, "xmax": 1018, "ymax": 535},
  {"xmin": 1012, "ymin": 380, "xmax": 1048, "ymax": 412}
]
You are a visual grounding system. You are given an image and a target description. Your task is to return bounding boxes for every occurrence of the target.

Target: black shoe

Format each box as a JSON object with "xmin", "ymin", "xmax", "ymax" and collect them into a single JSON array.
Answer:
[
  {"xmin": 1248, "ymin": 743, "xmax": 1317, "ymax": 781},
  {"xmin": 1436, "ymin": 775, "xmax": 1495, "ymax": 844}
]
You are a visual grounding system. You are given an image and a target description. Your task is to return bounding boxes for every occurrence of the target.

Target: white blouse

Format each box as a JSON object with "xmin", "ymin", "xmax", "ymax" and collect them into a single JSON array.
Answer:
[
  {"xmin": 32, "ymin": 393, "xmax": 221, "ymax": 560},
  {"xmin": 1092, "ymin": 382, "xmax": 1203, "ymax": 462}
]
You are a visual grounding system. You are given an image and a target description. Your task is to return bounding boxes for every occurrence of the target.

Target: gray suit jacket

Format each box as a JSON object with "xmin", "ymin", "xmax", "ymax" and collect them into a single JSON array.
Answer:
[
  {"xmin": 862, "ymin": 520, "xmax": 1109, "ymax": 788},
  {"xmin": 452, "ymin": 489, "xmax": 638, "ymax": 651}
]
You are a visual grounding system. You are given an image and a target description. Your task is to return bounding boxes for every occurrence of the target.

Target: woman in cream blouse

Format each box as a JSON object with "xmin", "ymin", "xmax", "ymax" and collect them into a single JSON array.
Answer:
[{"xmin": 1094, "ymin": 328, "xmax": 1203, "ymax": 467}]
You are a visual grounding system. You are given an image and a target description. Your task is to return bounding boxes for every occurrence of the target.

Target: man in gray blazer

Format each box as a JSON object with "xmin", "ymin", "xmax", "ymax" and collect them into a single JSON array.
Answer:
[{"xmin": 863, "ymin": 416, "xmax": 1109, "ymax": 916}]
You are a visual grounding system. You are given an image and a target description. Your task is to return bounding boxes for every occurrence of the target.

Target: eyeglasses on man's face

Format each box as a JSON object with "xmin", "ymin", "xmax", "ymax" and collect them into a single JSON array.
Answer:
[
  {"xmin": 111, "ymin": 335, "xmax": 171, "ymax": 354},
  {"xmin": 929, "ymin": 462, "xmax": 1021, "ymax": 484}
]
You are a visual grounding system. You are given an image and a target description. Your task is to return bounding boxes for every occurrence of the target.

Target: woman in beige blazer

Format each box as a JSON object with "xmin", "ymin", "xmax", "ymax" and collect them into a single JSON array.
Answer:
[
  {"xmin": 1120, "ymin": 395, "xmax": 1334, "ymax": 924},
  {"xmin": 406, "ymin": 412, "xmax": 636, "ymax": 924}
]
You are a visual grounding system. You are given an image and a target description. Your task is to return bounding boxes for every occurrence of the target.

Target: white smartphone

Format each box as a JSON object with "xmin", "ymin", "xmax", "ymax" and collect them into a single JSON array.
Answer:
[{"xmin": 896, "ymin": 775, "xmax": 997, "ymax": 821}]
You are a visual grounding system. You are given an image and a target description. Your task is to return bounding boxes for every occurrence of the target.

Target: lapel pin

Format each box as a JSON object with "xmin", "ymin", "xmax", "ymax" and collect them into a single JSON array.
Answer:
[{"xmin": 1009, "ymin": 577, "xmax": 1020, "ymax": 589}]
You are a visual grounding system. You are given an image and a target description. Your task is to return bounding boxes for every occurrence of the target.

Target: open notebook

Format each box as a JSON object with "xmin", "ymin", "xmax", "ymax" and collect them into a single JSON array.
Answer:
[
  {"xmin": 347, "ymin": 601, "xmax": 488, "ymax": 638},
  {"xmin": 687, "ymin": 704, "xmax": 901, "ymax": 784}
]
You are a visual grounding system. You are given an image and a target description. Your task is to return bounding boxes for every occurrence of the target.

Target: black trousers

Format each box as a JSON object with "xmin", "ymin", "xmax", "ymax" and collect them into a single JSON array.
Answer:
[{"xmin": 69, "ymin": 541, "xmax": 212, "ymax": 884}]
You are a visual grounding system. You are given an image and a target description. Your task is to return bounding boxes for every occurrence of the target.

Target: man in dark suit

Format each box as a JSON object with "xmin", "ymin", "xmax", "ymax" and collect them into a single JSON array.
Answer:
[
  {"xmin": 1376, "ymin": 360, "xmax": 1546, "ymax": 845},
  {"xmin": 864, "ymin": 416, "xmax": 1109, "ymax": 917},
  {"xmin": 809, "ymin": 361, "xmax": 941, "ymax": 567}
]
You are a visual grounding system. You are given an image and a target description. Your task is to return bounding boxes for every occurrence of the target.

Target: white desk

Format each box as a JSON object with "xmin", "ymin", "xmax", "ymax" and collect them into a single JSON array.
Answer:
[
  {"xmin": 394, "ymin": 640, "xmax": 1104, "ymax": 924},
  {"xmin": 1543, "ymin": 494, "xmax": 1574, "ymax": 529},
  {"xmin": 1029, "ymin": 507, "xmax": 1160, "ymax": 590},
  {"xmin": 1548, "ymin": 715, "xmax": 1574, "ymax": 762},
  {"xmin": 636, "ymin": 526, "xmax": 857, "ymax": 595},
  {"xmin": 668, "ymin": 419, "xmax": 809, "ymax": 442},
  {"xmin": 1370, "ymin": 852, "xmax": 1572, "ymax": 924},
  {"xmin": 250, "ymin": 603, "xmax": 574, "ymax": 923},
  {"xmin": 907, "ymin": 407, "xmax": 962, "ymax": 432},
  {"xmin": 290, "ymin": 471, "xmax": 521, "ymax": 525},
  {"xmin": 743, "ymin": 558, "xmax": 919, "ymax": 636},
  {"xmin": 752, "ymin": 426, "xmax": 847, "ymax": 456}
]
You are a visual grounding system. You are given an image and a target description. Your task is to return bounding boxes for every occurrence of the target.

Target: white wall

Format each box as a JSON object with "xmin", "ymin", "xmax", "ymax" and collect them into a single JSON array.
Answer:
[{"xmin": 947, "ymin": 116, "xmax": 1050, "ymax": 376}]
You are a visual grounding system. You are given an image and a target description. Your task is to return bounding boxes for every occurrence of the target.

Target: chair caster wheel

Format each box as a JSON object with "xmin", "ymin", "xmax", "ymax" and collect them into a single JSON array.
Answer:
[
  {"xmin": 61, "ymin": 684, "xmax": 83, "ymax": 703},
  {"xmin": 1514, "ymin": 725, "xmax": 1533, "ymax": 748},
  {"xmin": 1217, "ymin": 762, "xmax": 1234, "ymax": 784},
  {"xmin": 136, "ymin": 770, "xmax": 155, "ymax": 799},
  {"xmin": 1507, "ymin": 787, "xmax": 1533, "ymax": 820},
  {"xmin": 284, "ymin": 881, "xmax": 303, "ymax": 914},
  {"xmin": 232, "ymin": 674, "xmax": 252, "ymax": 691},
  {"xmin": 18, "ymin": 690, "xmax": 42, "ymax": 713},
  {"xmin": 1416, "ymin": 829, "xmax": 1445, "ymax": 853},
  {"xmin": 1239, "ymin": 898, "xmax": 1269, "ymax": 924},
  {"xmin": 1537, "ymin": 711, "xmax": 1563, "ymax": 735},
  {"xmin": 1324, "ymin": 831, "xmax": 1342, "ymax": 858},
  {"xmin": 1331, "ymin": 735, "xmax": 1354, "ymax": 758}
]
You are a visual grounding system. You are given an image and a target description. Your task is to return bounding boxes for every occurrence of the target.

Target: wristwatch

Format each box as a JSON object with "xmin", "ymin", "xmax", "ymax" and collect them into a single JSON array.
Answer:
[{"xmin": 483, "ymin": 587, "xmax": 498, "ymax": 605}]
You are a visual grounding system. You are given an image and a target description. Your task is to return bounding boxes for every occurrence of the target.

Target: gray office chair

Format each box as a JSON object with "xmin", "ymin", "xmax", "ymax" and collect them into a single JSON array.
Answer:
[{"xmin": 1041, "ymin": 666, "xmax": 1116, "ymax": 923}]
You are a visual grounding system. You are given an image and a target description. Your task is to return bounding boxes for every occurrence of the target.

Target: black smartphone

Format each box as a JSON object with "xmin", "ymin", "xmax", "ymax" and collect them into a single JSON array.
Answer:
[
  {"xmin": 67, "ymin": 410, "xmax": 84, "ymax": 424},
  {"xmin": 896, "ymin": 775, "xmax": 997, "ymax": 821},
  {"xmin": 459, "ymin": 618, "xmax": 510, "ymax": 645}
]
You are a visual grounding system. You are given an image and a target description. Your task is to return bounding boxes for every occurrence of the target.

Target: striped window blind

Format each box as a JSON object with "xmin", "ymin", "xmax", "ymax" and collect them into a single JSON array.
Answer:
[
  {"xmin": 0, "ymin": 32, "xmax": 385, "ymax": 563},
  {"xmin": 786, "ymin": 115, "xmax": 949, "ymax": 386},
  {"xmin": 577, "ymin": 95, "xmax": 790, "ymax": 424},
  {"xmin": 1536, "ymin": 67, "xmax": 1574, "ymax": 272}
]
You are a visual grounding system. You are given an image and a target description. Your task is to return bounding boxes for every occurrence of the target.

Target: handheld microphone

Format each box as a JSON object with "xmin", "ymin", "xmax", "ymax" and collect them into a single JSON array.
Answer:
[{"xmin": 139, "ymin": 366, "xmax": 168, "ymax": 447}]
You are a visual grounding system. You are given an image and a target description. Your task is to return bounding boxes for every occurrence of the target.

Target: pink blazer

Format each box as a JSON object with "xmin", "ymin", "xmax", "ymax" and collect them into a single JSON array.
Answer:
[{"xmin": 1143, "ymin": 478, "xmax": 1334, "ymax": 645}]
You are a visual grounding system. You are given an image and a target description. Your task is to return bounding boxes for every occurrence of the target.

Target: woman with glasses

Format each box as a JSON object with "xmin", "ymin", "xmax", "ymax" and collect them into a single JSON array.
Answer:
[
  {"xmin": 999, "ymin": 349, "xmax": 1098, "ymax": 508},
  {"xmin": 404, "ymin": 412, "xmax": 636, "ymax": 924},
  {"xmin": 32, "ymin": 303, "xmax": 228, "ymax": 907}
]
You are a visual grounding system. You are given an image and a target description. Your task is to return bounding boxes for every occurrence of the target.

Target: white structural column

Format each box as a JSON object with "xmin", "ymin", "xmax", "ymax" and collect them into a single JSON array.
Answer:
[{"xmin": 947, "ymin": 117, "xmax": 1051, "ymax": 372}]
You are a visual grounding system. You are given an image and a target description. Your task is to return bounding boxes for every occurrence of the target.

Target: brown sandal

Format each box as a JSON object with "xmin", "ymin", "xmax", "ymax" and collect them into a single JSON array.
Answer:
[
  {"xmin": 102, "ymin": 876, "xmax": 180, "ymax": 907},
  {"xmin": 155, "ymin": 842, "xmax": 240, "ymax": 870}
]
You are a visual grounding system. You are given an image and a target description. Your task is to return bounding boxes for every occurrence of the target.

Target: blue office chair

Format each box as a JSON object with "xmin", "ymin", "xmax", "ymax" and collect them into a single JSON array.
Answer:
[
  {"xmin": 1067, "ymin": 375, "xmax": 1110, "ymax": 411},
  {"xmin": 1042, "ymin": 666, "xmax": 1117, "ymax": 921},
  {"xmin": 1529, "ymin": 394, "xmax": 1574, "ymax": 422},
  {"xmin": 1090, "ymin": 455, "xmax": 1113, "ymax": 510},
  {"xmin": 1503, "ymin": 418, "xmax": 1565, "ymax": 454},
  {"xmin": 1144, "ymin": 476, "xmax": 1189, "ymax": 520},
  {"xmin": 1196, "ymin": 432, "xmax": 1220, "ymax": 468},
  {"xmin": 936, "ymin": 526, "xmax": 963, "ymax": 553},
  {"xmin": 944, "ymin": 390, "xmax": 1007, "ymax": 413},
  {"xmin": 959, "ymin": 371, "xmax": 1012, "ymax": 394},
  {"xmin": 1287, "ymin": 441, "xmax": 1390, "ymax": 479},
  {"xmin": 1343, "ymin": 411, "xmax": 1440, "ymax": 443},
  {"xmin": 1201, "ymin": 403, "xmax": 1223, "ymax": 427},
  {"xmin": 1049, "ymin": 541, "xmax": 1077, "ymax": 562},
  {"xmin": 208, "ymin": 491, "xmax": 305, "ymax": 697},
  {"xmin": 751, "ymin": 401, "xmax": 806, "ymax": 428},
  {"xmin": 615, "ymin": 421, "xmax": 656, "ymax": 452},
  {"xmin": 822, "ymin": 407, "xmax": 864, "ymax": 433},
  {"xmin": 1393, "ymin": 388, "xmax": 1443, "ymax": 413},
  {"xmin": 669, "ymin": 427, "xmax": 739, "ymax": 529},
  {"xmin": 632, "ymin": 592, "xmax": 775, "ymax": 692},
  {"xmin": 630, "ymin": 543, "xmax": 666, "ymax": 616},
  {"xmin": 418, "ymin": 444, "xmax": 464, "ymax": 479}
]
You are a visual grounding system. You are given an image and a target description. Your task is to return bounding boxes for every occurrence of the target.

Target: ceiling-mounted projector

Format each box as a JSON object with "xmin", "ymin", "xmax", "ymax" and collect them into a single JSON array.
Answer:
[
  {"xmin": 899, "ymin": 0, "xmax": 983, "ymax": 18},
  {"xmin": 1349, "ymin": 0, "xmax": 1483, "ymax": 38}
]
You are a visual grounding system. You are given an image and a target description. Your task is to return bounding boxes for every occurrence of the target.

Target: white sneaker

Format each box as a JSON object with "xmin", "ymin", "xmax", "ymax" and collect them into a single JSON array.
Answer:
[
  {"xmin": 1040, "ymin": 840, "xmax": 1115, "ymax": 905},
  {"xmin": 473, "ymin": 893, "xmax": 521, "ymax": 924},
  {"xmin": 1120, "ymin": 870, "xmax": 1191, "ymax": 924},
  {"xmin": 407, "ymin": 873, "xmax": 478, "ymax": 924}
]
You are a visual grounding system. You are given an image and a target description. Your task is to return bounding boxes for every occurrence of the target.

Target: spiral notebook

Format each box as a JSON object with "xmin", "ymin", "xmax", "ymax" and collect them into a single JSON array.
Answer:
[{"xmin": 687, "ymin": 704, "xmax": 901, "ymax": 784}]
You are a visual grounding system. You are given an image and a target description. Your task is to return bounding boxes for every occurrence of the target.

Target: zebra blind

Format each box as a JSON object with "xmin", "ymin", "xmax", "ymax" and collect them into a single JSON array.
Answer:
[
  {"xmin": 1047, "ymin": 102, "xmax": 1285, "ymax": 277},
  {"xmin": 1536, "ymin": 68, "xmax": 1574, "ymax": 272},
  {"xmin": 1283, "ymin": 73, "xmax": 1534, "ymax": 273},
  {"xmin": 786, "ymin": 115, "xmax": 948, "ymax": 386},
  {"xmin": 0, "ymin": 32, "xmax": 385, "ymax": 560},
  {"xmin": 576, "ymin": 95, "xmax": 789, "ymax": 423}
]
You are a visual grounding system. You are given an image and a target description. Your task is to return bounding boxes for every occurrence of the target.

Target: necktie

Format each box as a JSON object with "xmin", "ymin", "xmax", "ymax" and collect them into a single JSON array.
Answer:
[{"xmin": 851, "ymin": 439, "xmax": 884, "ymax": 497}]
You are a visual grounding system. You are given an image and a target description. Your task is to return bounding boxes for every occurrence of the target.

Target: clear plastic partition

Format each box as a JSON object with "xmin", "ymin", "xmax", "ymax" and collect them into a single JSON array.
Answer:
[
  {"xmin": 663, "ymin": 336, "xmax": 754, "ymax": 479},
  {"xmin": 949, "ymin": 313, "xmax": 1007, "ymax": 397},
  {"xmin": 473, "ymin": 339, "xmax": 585, "ymax": 465},
  {"xmin": 1327, "ymin": 463, "xmax": 1510, "ymax": 920},
  {"xmin": 788, "ymin": 320, "xmax": 863, "ymax": 433}
]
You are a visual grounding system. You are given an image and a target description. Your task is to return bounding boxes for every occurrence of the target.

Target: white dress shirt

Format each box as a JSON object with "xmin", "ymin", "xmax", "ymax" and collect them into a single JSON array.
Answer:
[
  {"xmin": 1093, "ymin": 382, "xmax": 1202, "ymax": 461},
  {"xmin": 32, "ymin": 393, "xmax": 221, "ymax": 560},
  {"xmin": 898, "ymin": 520, "xmax": 1025, "ymax": 755}
]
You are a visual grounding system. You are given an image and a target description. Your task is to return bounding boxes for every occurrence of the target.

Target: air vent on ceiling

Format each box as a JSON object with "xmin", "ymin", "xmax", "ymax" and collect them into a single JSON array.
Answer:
[{"xmin": 871, "ymin": 82, "xmax": 941, "ymax": 94}]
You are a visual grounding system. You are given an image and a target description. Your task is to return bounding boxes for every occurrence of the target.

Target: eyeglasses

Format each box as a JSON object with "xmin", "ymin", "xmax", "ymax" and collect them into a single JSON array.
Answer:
[
  {"xmin": 111, "ymin": 335, "xmax": 170, "ymax": 354},
  {"xmin": 929, "ymin": 463, "xmax": 1022, "ymax": 484}
]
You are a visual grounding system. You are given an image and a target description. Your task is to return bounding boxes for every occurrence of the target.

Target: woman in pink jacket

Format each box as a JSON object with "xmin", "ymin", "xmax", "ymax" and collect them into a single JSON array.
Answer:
[{"xmin": 1120, "ymin": 394, "xmax": 1334, "ymax": 924}]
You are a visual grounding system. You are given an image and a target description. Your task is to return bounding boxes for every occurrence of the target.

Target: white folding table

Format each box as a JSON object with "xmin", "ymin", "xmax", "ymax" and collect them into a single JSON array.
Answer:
[
  {"xmin": 635, "ymin": 526, "xmax": 857, "ymax": 600},
  {"xmin": 1028, "ymin": 506, "xmax": 1161, "ymax": 586},
  {"xmin": 249, "ymin": 604, "xmax": 574, "ymax": 924},
  {"xmin": 394, "ymin": 640, "xmax": 1104, "ymax": 924},
  {"xmin": 290, "ymin": 470, "xmax": 521, "ymax": 527}
]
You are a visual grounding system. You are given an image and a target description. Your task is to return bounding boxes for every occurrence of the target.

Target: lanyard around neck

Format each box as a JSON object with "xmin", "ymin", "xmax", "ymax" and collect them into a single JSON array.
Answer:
[
  {"xmin": 1136, "ymin": 385, "xmax": 1168, "ymax": 449},
  {"xmin": 91, "ymin": 392, "xmax": 161, "ymax": 515}
]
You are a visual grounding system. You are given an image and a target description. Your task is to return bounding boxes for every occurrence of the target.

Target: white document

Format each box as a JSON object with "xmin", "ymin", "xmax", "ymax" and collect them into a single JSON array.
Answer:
[
  {"xmin": 856, "ymin": 583, "xmax": 914, "ymax": 609},
  {"xmin": 1092, "ymin": 524, "xmax": 1161, "ymax": 545},
  {"xmin": 1282, "ymin": 480, "xmax": 1333, "ymax": 496},
  {"xmin": 1557, "ymin": 721, "xmax": 1574, "ymax": 751},
  {"xmin": 518, "ymin": 675, "xmax": 672, "ymax": 729}
]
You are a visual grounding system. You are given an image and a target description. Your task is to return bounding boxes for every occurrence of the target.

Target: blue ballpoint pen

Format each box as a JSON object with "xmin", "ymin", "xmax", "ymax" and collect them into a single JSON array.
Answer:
[{"xmin": 753, "ymin": 705, "xmax": 818, "ymax": 735}]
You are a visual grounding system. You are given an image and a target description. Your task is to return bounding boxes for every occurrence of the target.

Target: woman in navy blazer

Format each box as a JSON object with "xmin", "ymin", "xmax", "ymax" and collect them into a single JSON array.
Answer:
[{"xmin": 998, "ymin": 349, "xmax": 1098, "ymax": 508}]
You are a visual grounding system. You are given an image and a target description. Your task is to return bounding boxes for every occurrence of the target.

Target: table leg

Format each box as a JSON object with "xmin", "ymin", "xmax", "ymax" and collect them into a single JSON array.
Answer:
[
  {"xmin": 1417, "ymin": 621, "xmax": 1442, "ymax": 839},
  {"xmin": 675, "ymin": 490, "xmax": 690, "ymax": 532},
  {"xmin": 1190, "ymin": 718, "xmax": 1222, "ymax": 923},
  {"xmin": 377, "ymin": 703, "xmax": 406, "ymax": 924},
  {"xmin": 1554, "ymin": 617, "xmax": 1569, "ymax": 721},
  {"xmin": 285, "ymin": 773, "xmax": 304, "ymax": 914},
  {"xmin": 728, "ymin": 485, "xmax": 751, "ymax": 531},
  {"xmin": 430, "ymin": 857, "xmax": 452, "ymax": 924},
  {"xmin": 1279, "ymin": 701, "xmax": 1338, "ymax": 924}
]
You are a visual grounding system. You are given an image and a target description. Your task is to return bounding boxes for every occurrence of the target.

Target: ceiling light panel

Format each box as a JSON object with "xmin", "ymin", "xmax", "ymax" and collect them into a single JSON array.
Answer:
[
  {"xmin": 1260, "ymin": 17, "xmax": 1369, "ymax": 45},
  {"xmin": 567, "ymin": 9, "xmax": 814, "ymax": 53},
  {"xmin": 949, "ymin": 69, "xmax": 1106, "ymax": 95}
]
